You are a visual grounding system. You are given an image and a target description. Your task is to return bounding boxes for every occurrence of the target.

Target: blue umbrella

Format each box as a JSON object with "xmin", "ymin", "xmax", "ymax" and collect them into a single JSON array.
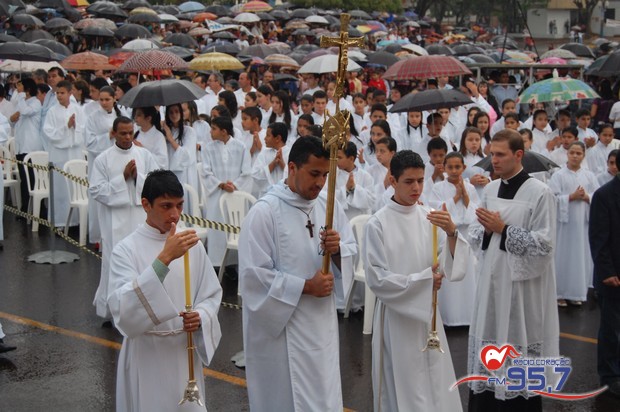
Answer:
[{"xmin": 178, "ymin": 1, "xmax": 205, "ymax": 13}]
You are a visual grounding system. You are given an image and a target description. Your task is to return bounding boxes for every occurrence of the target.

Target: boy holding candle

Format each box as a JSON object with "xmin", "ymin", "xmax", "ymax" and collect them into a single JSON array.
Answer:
[{"xmin": 364, "ymin": 150, "xmax": 471, "ymax": 411}]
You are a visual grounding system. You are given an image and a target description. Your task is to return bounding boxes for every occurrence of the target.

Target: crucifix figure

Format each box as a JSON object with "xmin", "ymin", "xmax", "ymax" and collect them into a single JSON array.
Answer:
[{"xmin": 306, "ymin": 219, "xmax": 314, "ymax": 238}]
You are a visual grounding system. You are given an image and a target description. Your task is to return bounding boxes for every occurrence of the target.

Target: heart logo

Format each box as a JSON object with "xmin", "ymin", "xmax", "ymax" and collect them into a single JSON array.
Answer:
[{"xmin": 480, "ymin": 344, "xmax": 521, "ymax": 371}]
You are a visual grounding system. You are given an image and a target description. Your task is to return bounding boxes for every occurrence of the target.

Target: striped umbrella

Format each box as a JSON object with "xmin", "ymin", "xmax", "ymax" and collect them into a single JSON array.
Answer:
[
  {"xmin": 382, "ymin": 55, "xmax": 471, "ymax": 81},
  {"xmin": 264, "ymin": 53, "xmax": 300, "ymax": 69},
  {"xmin": 540, "ymin": 48, "xmax": 577, "ymax": 60},
  {"xmin": 241, "ymin": 0, "xmax": 272, "ymax": 12},
  {"xmin": 61, "ymin": 51, "xmax": 117, "ymax": 71},
  {"xmin": 67, "ymin": 0, "xmax": 90, "ymax": 6},
  {"xmin": 518, "ymin": 70, "xmax": 599, "ymax": 104},
  {"xmin": 118, "ymin": 50, "xmax": 189, "ymax": 72},
  {"xmin": 189, "ymin": 52, "xmax": 244, "ymax": 71}
]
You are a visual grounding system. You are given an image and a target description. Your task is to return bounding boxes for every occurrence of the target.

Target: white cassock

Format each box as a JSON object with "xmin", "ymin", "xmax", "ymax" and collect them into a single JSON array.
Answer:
[
  {"xmin": 548, "ymin": 166, "xmax": 599, "ymax": 299},
  {"xmin": 399, "ymin": 124, "xmax": 425, "ymax": 152},
  {"xmin": 108, "ymin": 224, "xmax": 222, "ymax": 412},
  {"xmin": 330, "ymin": 166, "xmax": 375, "ymax": 221},
  {"xmin": 84, "ymin": 107, "xmax": 117, "ymax": 243},
  {"xmin": 429, "ymin": 180, "xmax": 480, "ymax": 326},
  {"xmin": 597, "ymin": 171, "xmax": 615, "ymax": 186},
  {"xmin": 587, "ymin": 141, "xmax": 613, "ymax": 176},
  {"xmin": 236, "ymin": 129, "xmax": 266, "ymax": 166},
  {"xmin": 89, "ymin": 144, "xmax": 158, "ymax": 319},
  {"xmin": 364, "ymin": 200, "xmax": 469, "ymax": 412},
  {"xmin": 167, "ymin": 126, "xmax": 198, "ymax": 195},
  {"xmin": 135, "ymin": 126, "xmax": 168, "ymax": 169},
  {"xmin": 239, "ymin": 181, "xmax": 356, "ymax": 412},
  {"xmin": 250, "ymin": 145, "xmax": 290, "ymax": 198},
  {"xmin": 0, "ymin": 113, "xmax": 8, "ymax": 240},
  {"xmin": 12, "ymin": 96, "xmax": 42, "ymax": 154},
  {"xmin": 43, "ymin": 102, "xmax": 84, "ymax": 226},
  {"xmin": 548, "ymin": 146, "xmax": 591, "ymax": 171},
  {"xmin": 467, "ymin": 177, "xmax": 559, "ymax": 401},
  {"xmin": 200, "ymin": 138, "xmax": 251, "ymax": 265}
]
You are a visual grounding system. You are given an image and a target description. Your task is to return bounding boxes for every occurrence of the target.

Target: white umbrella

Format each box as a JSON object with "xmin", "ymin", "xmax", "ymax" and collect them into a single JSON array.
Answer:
[
  {"xmin": 234, "ymin": 13, "xmax": 260, "ymax": 23},
  {"xmin": 401, "ymin": 43, "xmax": 428, "ymax": 56},
  {"xmin": 0, "ymin": 59, "xmax": 60, "ymax": 72},
  {"xmin": 305, "ymin": 15, "xmax": 329, "ymax": 25},
  {"xmin": 298, "ymin": 54, "xmax": 362, "ymax": 74},
  {"xmin": 122, "ymin": 39, "xmax": 161, "ymax": 51}
]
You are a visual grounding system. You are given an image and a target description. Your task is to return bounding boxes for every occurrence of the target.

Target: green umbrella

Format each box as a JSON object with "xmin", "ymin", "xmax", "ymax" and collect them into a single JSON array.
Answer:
[{"xmin": 518, "ymin": 70, "xmax": 599, "ymax": 104}]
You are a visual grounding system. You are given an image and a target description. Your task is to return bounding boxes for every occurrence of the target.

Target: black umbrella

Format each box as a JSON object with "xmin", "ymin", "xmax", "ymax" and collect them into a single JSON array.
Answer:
[
  {"xmin": 242, "ymin": 44, "xmax": 276, "ymax": 58},
  {"xmin": 467, "ymin": 53, "xmax": 496, "ymax": 64},
  {"xmin": 294, "ymin": 44, "xmax": 319, "ymax": 53},
  {"xmin": 87, "ymin": 1, "xmax": 128, "ymax": 18},
  {"xmin": 286, "ymin": 51, "xmax": 305, "ymax": 64},
  {"xmin": 119, "ymin": 79, "xmax": 206, "ymax": 108},
  {"xmin": 122, "ymin": 0, "xmax": 152, "ymax": 9},
  {"xmin": 10, "ymin": 14, "xmax": 45, "ymax": 27},
  {"xmin": 491, "ymin": 35, "xmax": 518, "ymax": 50},
  {"xmin": 452, "ymin": 44, "xmax": 485, "ymax": 56},
  {"xmin": 292, "ymin": 28, "xmax": 314, "ymax": 37},
  {"xmin": 0, "ymin": 42, "xmax": 58, "ymax": 62},
  {"xmin": 205, "ymin": 4, "xmax": 230, "ymax": 16},
  {"xmin": 82, "ymin": 26, "xmax": 116, "ymax": 37},
  {"xmin": 367, "ymin": 51, "xmax": 400, "ymax": 68},
  {"xmin": 161, "ymin": 46, "xmax": 194, "ymax": 60},
  {"xmin": 32, "ymin": 39, "xmax": 72, "ymax": 57},
  {"xmin": 270, "ymin": 9, "xmax": 289, "ymax": 20},
  {"xmin": 19, "ymin": 29, "xmax": 55, "ymax": 42},
  {"xmin": 154, "ymin": 5, "xmax": 179, "ymax": 14},
  {"xmin": 204, "ymin": 43, "xmax": 240, "ymax": 55},
  {"xmin": 211, "ymin": 31, "xmax": 236, "ymax": 40},
  {"xmin": 257, "ymin": 12, "xmax": 274, "ymax": 21},
  {"xmin": 383, "ymin": 43, "xmax": 403, "ymax": 54},
  {"xmin": 559, "ymin": 42, "xmax": 595, "ymax": 59},
  {"xmin": 474, "ymin": 151, "xmax": 559, "ymax": 174},
  {"xmin": 274, "ymin": 73, "xmax": 298, "ymax": 82},
  {"xmin": 0, "ymin": 34, "xmax": 21, "ymax": 43},
  {"xmin": 389, "ymin": 89, "xmax": 472, "ymax": 113},
  {"xmin": 164, "ymin": 33, "xmax": 198, "ymax": 48},
  {"xmin": 115, "ymin": 23, "xmax": 151, "ymax": 39},
  {"xmin": 592, "ymin": 52, "xmax": 620, "ymax": 77},
  {"xmin": 426, "ymin": 44, "xmax": 454, "ymax": 56},
  {"xmin": 128, "ymin": 13, "xmax": 161, "ymax": 23},
  {"xmin": 44, "ymin": 17, "xmax": 73, "ymax": 31},
  {"xmin": 290, "ymin": 9, "xmax": 312, "ymax": 19},
  {"xmin": 348, "ymin": 9, "xmax": 372, "ymax": 19}
]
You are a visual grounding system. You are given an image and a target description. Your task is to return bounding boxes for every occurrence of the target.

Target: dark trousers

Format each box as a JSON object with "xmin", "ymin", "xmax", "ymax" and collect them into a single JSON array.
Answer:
[
  {"xmin": 468, "ymin": 390, "xmax": 542, "ymax": 412},
  {"xmin": 598, "ymin": 295, "xmax": 620, "ymax": 386},
  {"xmin": 16, "ymin": 153, "xmax": 34, "ymax": 213}
]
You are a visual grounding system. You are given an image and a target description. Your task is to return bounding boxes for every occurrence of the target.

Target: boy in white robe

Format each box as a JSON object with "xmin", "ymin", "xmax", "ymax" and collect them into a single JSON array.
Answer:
[
  {"xmin": 334, "ymin": 141, "xmax": 375, "ymax": 220},
  {"xmin": 239, "ymin": 137, "xmax": 356, "ymax": 412},
  {"xmin": 597, "ymin": 150, "xmax": 618, "ymax": 186},
  {"xmin": 43, "ymin": 80, "xmax": 84, "ymax": 228},
  {"xmin": 108, "ymin": 170, "xmax": 222, "ymax": 412},
  {"xmin": 239, "ymin": 107, "xmax": 267, "ymax": 166},
  {"xmin": 89, "ymin": 117, "xmax": 158, "ymax": 321},
  {"xmin": 251, "ymin": 122, "xmax": 290, "ymax": 198},
  {"xmin": 587, "ymin": 124, "xmax": 615, "ymax": 176},
  {"xmin": 364, "ymin": 150, "xmax": 470, "ymax": 412}
]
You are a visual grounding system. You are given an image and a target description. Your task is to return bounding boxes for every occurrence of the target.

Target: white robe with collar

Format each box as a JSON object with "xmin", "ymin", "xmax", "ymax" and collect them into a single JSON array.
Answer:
[
  {"xmin": 239, "ymin": 181, "xmax": 356, "ymax": 412},
  {"xmin": 364, "ymin": 200, "xmax": 469, "ymax": 412},
  {"xmin": 250, "ymin": 145, "xmax": 290, "ymax": 198},
  {"xmin": 108, "ymin": 224, "xmax": 222, "ymax": 412}
]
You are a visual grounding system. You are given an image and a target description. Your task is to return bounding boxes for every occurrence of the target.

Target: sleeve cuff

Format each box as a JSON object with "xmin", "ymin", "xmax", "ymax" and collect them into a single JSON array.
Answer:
[
  {"xmin": 152, "ymin": 259, "xmax": 170, "ymax": 283},
  {"xmin": 500, "ymin": 225, "xmax": 509, "ymax": 251}
]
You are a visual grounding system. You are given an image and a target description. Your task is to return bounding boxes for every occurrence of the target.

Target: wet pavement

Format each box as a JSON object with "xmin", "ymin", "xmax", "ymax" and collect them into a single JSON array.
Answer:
[{"xmin": 0, "ymin": 214, "xmax": 618, "ymax": 411}]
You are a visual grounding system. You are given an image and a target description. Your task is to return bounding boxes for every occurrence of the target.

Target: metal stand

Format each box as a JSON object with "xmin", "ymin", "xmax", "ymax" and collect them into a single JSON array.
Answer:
[{"xmin": 28, "ymin": 162, "xmax": 79, "ymax": 264}]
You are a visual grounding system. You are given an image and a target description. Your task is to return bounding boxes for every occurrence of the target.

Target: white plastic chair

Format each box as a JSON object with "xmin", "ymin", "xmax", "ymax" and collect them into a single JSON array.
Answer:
[
  {"xmin": 23, "ymin": 151, "xmax": 49, "ymax": 232},
  {"xmin": 343, "ymin": 214, "xmax": 376, "ymax": 335},
  {"xmin": 196, "ymin": 163, "xmax": 208, "ymax": 218},
  {"xmin": 179, "ymin": 183, "xmax": 208, "ymax": 244},
  {"xmin": 63, "ymin": 159, "xmax": 89, "ymax": 245},
  {"xmin": 218, "ymin": 190, "xmax": 257, "ymax": 282},
  {"xmin": 1, "ymin": 145, "xmax": 21, "ymax": 210},
  {"xmin": 7, "ymin": 137, "xmax": 19, "ymax": 180}
]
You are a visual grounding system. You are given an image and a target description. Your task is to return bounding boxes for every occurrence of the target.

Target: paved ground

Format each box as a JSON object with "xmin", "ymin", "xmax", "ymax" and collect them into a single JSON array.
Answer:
[{"xmin": 0, "ymin": 214, "xmax": 618, "ymax": 411}]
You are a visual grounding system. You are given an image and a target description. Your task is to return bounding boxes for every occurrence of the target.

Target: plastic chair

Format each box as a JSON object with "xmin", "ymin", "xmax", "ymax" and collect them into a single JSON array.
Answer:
[
  {"xmin": 179, "ymin": 183, "xmax": 208, "ymax": 244},
  {"xmin": 6, "ymin": 137, "xmax": 19, "ymax": 180},
  {"xmin": 343, "ymin": 214, "xmax": 376, "ymax": 335},
  {"xmin": 23, "ymin": 151, "xmax": 49, "ymax": 232},
  {"xmin": 1, "ymin": 145, "xmax": 21, "ymax": 210},
  {"xmin": 218, "ymin": 191, "xmax": 257, "ymax": 282},
  {"xmin": 196, "ymin": 163, "xmax": 208, "ymax": 218},
  {"xmin": 63, "ymin": 159, "xmax": 89, "ymax": 245}
]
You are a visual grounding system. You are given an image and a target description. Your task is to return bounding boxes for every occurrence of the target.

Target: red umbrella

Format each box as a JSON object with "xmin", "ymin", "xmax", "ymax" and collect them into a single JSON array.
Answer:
[
  {"xmin": 61, "ymin": 51, "xmax": 117, "ymax": 71},
  {"xmin": 382, "ymin": 55, "xmax": 471, "ymax": 81},
  {"xmin": 118, "ymin": 49, "xmax": 189, "ymax": 72}
]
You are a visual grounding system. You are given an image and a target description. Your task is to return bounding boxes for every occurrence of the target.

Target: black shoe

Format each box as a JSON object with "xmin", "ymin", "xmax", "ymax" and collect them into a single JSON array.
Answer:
[
  {"xmin": 0, "ymin": 340, "xmax": 16, "ymax": 353},
  {"xmin": 101, "ymin": 320, "xmax": 113, "ymax": 328}
]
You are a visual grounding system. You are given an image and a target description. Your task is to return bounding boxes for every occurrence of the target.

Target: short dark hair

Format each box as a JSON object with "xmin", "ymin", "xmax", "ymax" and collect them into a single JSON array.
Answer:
[
  {"xmin": 300, "ymin": 94, "xmax": 313, "ymax": 104},
  {"xmin": 557, "ymin": 109, "xmax": 571, "ymax": 119},
  {"xmin": 36, "ymin": 84, "xmax": 50, "ymax": 95},
  {"xmin": 257, "ymin": 84, "xmax": 273, "ymax": 96},
  {"xmin": 427, "ymin": 137, "xmax": 448, "ymax": 154},
  {"xmin": 576, "ymin": 108, "xmax": 590, "ymax": 119},
  {"xmin": 298, "ymin": 113, "xmax": 314, "ymax": 125},
  {"xmin": 518, "ymin": 128, "xmax": 533, "ymax": 141},
  {"xmin": 390, "ymin": 150, "xmax": 425, "ymax": 180},
  {"xmin": 90, "ymin": 77, "xmax": 108, "ymax": 90},
  {"xmin": 501, "ymin": 99, "xmax": 515, "ymax": 109},
  {"xmin": 533, "ymin": 109, "xmax": 547, "ymax": 120},
  {"xmin": 568, "ymin": 141, "xmax": 586, "ymax": 152},
  {"xmin": 504, "ymin": 112, "xmax": 519, "ymax": 122},
  {"xmin": 113, "ymin": 116, "xmax": 133, "ymax": 131},
  {"xmin": 307, "ymin": 124, "xmax": 322, "ymax": 137},
  {"xmin": 375, "ymin": 137, "xmax": 397, "ymax": 152},
  {"xmin": 342, "ymin": 141, "xmax": 357, "ymax": 158},
  {"xmin": 142, "ymin": 170, "xmax": 184, "ymax": 203},
  {"xmin": 608, "ymin": 149, "xmax": 618, "ymax": 162},
  {"xmin": 444, "ymin": 151, "xmax": 464, "ymax": 165},
  {"xmin": 57, "ymin": 79, "xmax": 72, "ymax": 91},
  {"xmin": 21, "ymin": 78, "xmax": 37, "ymax": 97},
  {"xmin": 561, "ymin": 126, "xmax": 578, "ymax": 138},
  {"xmin": 426, "ymin": 112, "xmax": 442, "ymax": 124},
  {"xmin": 268, "ymin": 122, "xmax": 288, "ymax": 144},
  {"xmin": 492, "ymin": 129, "xmax": 524, "ymax": 153},
  {"xmin": 48, "ymin": 67, "xmax": 64, "ymax": 78},
  {"xmin": 242, "ymin": 106, "xmax": 262, "ymax": 123},
  {"xmin": 289, "ymin": 136, "xmax": 329, "ymax": 167},
  {"xmin": 211, "ymin": 115, "xmax": 234, "ymax": 137},
  {"xmin": 312, "ymin": 90, "xmax": 327, "ymax": 101},
  {"xmin": 370, "ymin": 103, "xmax": 387, "ymax": 115}
]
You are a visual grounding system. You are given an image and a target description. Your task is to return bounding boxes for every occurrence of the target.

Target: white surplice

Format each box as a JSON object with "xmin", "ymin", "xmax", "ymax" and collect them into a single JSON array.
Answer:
[
  {"xmin": 330, "ymin": 166, "xmax": 375, "ymax": 221},
  {"xmin": 548, "ymin": 166, "xmax": 599, "ymax": 300},
  {"xmin": 467, "ymin": 178, "xmax": 559, "ymax": 400},
  {"xmin": 200, "ymin": 138, "xmax": 251, "ymax": 265},
  {"xmin": 364, "ymin": 200, "xmax": 469, "ymax": 412},
  {"xmin": 135, "ymin": 126, "xmax": 168, "ymax": 169},
  {"xmin": 167, "ymin": 126, "xmax": 198, "ymax": 196},
  {"xmin": 108, "ymin": 224, "xmax": 222, "ymax": 412},
  {"xmin": 89, "ymin": 144, "xmax": 158, "ymax": 318},
  {"xmin": 587, "ymin": 141, "xmax": 613, "ymax": 176},
  {"xmin": 12, "ymin": 96, "xmax": 42, "ymax": 154},
  {"xmin": 239, "ymin": 181, "xmax": 356, "ymax": 412},
  {"xmin": 43, "ymin": 102, "xmax": 84, "ymax": 226},
  {"xmin": 250, "ymin": 145, "xmax": 290, "ymax": 198},
  {"xmin": 429, "ymin": 179, "xmax": 480, "ymax": 326}
]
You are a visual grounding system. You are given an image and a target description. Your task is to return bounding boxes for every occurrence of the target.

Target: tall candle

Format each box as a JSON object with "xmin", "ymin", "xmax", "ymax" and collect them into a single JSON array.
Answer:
[
  {"xmin": 184, "ymin": 251, "xmax": 191, "ymax": 306},
  {"xmin": 432, "ymin": 225, "xmax": 438, "ymax": 265}
]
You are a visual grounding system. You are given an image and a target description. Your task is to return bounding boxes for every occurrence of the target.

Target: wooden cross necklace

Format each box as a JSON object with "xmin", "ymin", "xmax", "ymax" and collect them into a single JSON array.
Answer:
[{"xmin": 292, "ymin": 206, "xmax": 315, "ymax": 237}]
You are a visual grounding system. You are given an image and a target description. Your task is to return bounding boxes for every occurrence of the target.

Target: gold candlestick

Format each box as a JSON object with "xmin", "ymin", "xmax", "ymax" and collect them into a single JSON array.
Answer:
[{"xmin": 422, "ymin": 225, "xmax": 444, "ymax": 353}]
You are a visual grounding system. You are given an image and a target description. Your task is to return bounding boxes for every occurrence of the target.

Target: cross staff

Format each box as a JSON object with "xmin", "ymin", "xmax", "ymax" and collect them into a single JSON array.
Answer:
[{"xmin": 318, "ymin": 14, "xmax": 364, "ymax": 274}]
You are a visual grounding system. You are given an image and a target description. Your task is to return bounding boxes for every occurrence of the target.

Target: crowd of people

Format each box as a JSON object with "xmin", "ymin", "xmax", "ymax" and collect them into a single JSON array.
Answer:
[{"xmin": 1, "ymin": 3, "xmax": 620, "ymax": 411}]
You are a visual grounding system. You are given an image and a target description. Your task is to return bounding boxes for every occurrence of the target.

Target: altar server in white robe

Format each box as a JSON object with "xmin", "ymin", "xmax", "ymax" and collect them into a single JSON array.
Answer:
[
  {"xmin": 587, "ymin": 124, "xmax": 616, "ymax": 176},
  {"xmin": 251, "ymin": 122, "xmax": 290, "ymax": 198},
  {"xmin": 239, "ymin": 137, "xmax": 356, "ymax": 412},
  {"xmin": 200, "ymin": 116, "xmax": 251, "ymax": 266},
  {"xmin": 548, "ymin": 141, "xmax": 599, "ymax": 305},
  {"xmin": 89, "ymin": 117, "xmax": 158, "ymax": 320},
  {"xmin": 84, "ymin": 86, "xmax": 120, "ymax": 243},
  {"xmin": 163, "ymin": 104, "xmax": 198, "ymax": 194},
  {"xmin": 108, "ymin": 170, "xmax": 221, "ymax": 412},
  {"xmin": 43, "ymin": 80, "xmax": 85, "ymax": 227},
  {"xmin": 364, "ymin": 150, "xmax": 469, "ymax": 412},
  {"xmin": 429, "ymin": 152, "xmax": 480, "ymax": 326},
  {"xmin": 333, "ymin": 141, "xmax": 375, "ymax": 220},
  {"xmin": 132, "ymin": 107, "xmax": 169, "ymax": 169},
  {"xmin": 467, "ymin": 130, "xmax": 559, "ymax": 411},
  {"xmin": 597, "ymin": 149, "xmax": 618, "ymax": 186}
]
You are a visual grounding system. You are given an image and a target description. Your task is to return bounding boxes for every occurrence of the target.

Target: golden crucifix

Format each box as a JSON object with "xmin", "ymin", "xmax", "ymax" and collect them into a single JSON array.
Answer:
[{"xmin": 319, "ymin": 14, "xmax": 364, "ymax": 274}]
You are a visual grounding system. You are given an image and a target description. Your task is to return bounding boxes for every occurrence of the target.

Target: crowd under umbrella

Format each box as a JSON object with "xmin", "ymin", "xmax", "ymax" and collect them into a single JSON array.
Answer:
[
  {"xmin": 452, "ymin": 44, "xmax": 485, "ymax": 56},
  {"xmin": 559, "ymin": 42, "xmax": 595, "ymax": 59},
  {"xmin": 301, "ymin": 48, "xmax": 335, "ymax": 64},
  {"xmin": 114, "ymin": 23, "xmax": 151, "ymax": 39},
  {"xmin": 401, "ymin": 43, "xmax": 428, "ymax": 56},
  {"xmin": 86, "ymin": 1, "xmax": 128, "ymax": 19},
  {"xmin": 584, "ymin": 52, "xmax": 620, "ymax": 78},
  {"xmin": 188, "ymin": 27, "xmax": 210, "ymax": 37},
  {"xmin": 82, "ymin": 26, "xmax": 116, "ymax": 37},
  {"xmin": 0, "ymin": 59, "xmax": 59, "ymax": 72},
  {"xmin": 61, "ymin": 51, "xmax": 117, "ymax": 71},
  {"xmin": 118, "ymin": 49, "xmax": 189, "ymax": 72},
  {"xmin": 389, "ymin": 89, "xmax": 472, "ymax": 113},
  {"xmin": 32, "ymin": 38, "xmax": 72, "ymax": 57},
  {"xmin": 425, "ymin": 44, "xmax": 454, "ymax": 56},
  {"xmin": 119, "ymin": 79, "xmax": 206, "ymax": 108},
  {"xmin": 0, "ymin": 41, "xmax": 59, "ymax": 63},
  {"xmin": 19, "ymin": 29, "xmax": 55, "ymax": 42},
  {"xmin": 298, "ymin": 54, "xmax": 361, "ymax": 74},
  {"xmin": 188, "ymin": 52, "xmax": 244, "ymax": 71},
  {"xmin": 256, "ymin": 12, "xmax": 274, "ymax": 21},
  {"xmin": 192, "ymin": 12, "xmax": 218, "ymax": 22},
  {"xmin": 467, "ymin": 53, "xmax": 496, "ymax": 64},
  {"xmin": 163, "ymin": 33, "xmax": 198, "ymax": 49},
  {"xmin": 10, "ymin": 13, "xmax": 45, "ymax": 27},
  {"xmin": 491, "ymin": 35, "xmax": 519, "ymax": 49},
  {"xmin": 518, "ymin": 70, "xmax": 599, "ymax": 104},
  {"xmin": 158, "ymin": 13, "xmax": 179, "ymax": 23},
  {"xmin": 382, "ymin": 55, "xmax": 472, "ymax": 81}
]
